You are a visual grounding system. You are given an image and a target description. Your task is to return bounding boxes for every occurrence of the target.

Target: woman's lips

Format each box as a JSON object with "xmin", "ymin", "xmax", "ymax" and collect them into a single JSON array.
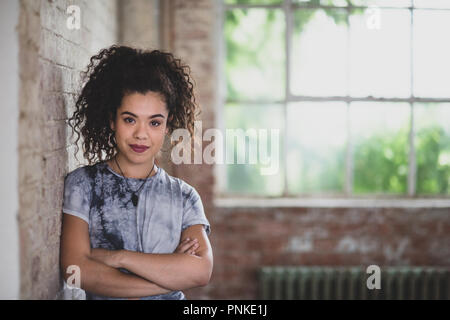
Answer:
[{"xmin": 130, "ymin": 144, "xmax": 149, "ymax": 153}]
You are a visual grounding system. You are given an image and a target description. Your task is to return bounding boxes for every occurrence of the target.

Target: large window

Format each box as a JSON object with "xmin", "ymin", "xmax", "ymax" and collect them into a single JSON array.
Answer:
[{"xmin": 221, "ymin": 0, "xmax": 450, "ymax": 198}]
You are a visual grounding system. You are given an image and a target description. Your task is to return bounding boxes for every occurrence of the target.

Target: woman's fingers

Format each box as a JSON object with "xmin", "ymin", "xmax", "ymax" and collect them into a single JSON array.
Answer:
[
  {"xmin": 180, "ymin": 238, "xmax": 199, "ymax": 255},
  {"xmin": 189, "ymin": 242, "xmax": 199, "ymax": 255},
  {"xmin": 175, "ymin": 238, "xmax": 199, "ymax": 254}
]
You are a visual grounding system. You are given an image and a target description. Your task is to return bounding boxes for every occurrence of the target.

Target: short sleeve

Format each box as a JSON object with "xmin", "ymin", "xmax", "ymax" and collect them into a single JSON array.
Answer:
[
  {"xmin": 62, "ymin": 167, "xmax": 92, "ymax": 225},
  {"xmin": 181, "ymin": 184, "xmax": 211, "ymax": 235}
]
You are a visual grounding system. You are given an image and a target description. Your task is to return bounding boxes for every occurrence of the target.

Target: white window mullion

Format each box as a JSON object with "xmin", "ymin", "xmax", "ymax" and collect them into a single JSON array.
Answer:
[
  {"xmin": 408, "ymin": 102, "xmax": 416, "ymax": 197},
  {"xmin": 345, "ymin": 7, "xmax": 353, "ymax": 196},
  {"xmin": 408, "ymin": 4, "xmax": 416, "ymax": 197},
  {"xmin": 217, "ymin": 0, "xmax": 227, "ymax": 196},
  {"xmin": 346, "ymin": 102, "xmax": 353, "ymax": 196},
  {"xmin": 283, "ymin": 0, "xmax": 292, "ymax": 196}
]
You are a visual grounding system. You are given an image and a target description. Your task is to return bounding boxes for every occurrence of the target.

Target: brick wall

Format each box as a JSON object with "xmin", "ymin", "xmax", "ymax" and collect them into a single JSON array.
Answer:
[
  {"xmin": 119, "ymin": 0, "xmax": 159, "ymax": 49},
  {"xmin": 209, "ymin": 206, "xmax": 450, "ymax": 299},
  {"xmin": 161, "ymin": 0, "xmax": 218, "ymax": 299},
  {"xmin": 163, "ymin": 0, "xmax": 218, "ymax": 216},
  {"xmin": 18, "ymin": 0, "xmax": 118, "ymax": 299}
]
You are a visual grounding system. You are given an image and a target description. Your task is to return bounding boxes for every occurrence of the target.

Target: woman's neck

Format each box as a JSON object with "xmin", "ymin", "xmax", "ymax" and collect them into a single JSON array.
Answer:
[{"xmin": 107, "ymin": 154, "xmax": 157, "ymax": 179}]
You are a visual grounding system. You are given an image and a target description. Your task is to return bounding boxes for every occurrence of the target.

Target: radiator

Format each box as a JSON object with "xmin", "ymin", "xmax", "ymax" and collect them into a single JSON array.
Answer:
[{"xmin": 259, "ymin": 266, "xmax": 450, "ymax": 300}]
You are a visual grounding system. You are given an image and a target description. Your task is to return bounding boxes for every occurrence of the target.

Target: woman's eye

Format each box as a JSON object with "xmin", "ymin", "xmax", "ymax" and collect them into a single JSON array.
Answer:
[{"xmin": 123, "ymin": 118, "xmax": 160, "ymax": 127}]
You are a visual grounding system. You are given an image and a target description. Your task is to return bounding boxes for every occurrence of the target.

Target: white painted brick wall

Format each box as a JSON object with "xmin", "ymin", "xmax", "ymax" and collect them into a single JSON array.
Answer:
[{"xmin": 18, "ymin": 0, "xmax": 118, "ymax": 299}]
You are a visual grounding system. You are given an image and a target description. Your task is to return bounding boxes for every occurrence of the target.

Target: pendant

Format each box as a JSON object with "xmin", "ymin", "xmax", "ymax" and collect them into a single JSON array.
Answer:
[{"xmin": 131, "ymin": 193, "xmax": 138, "ymax": 206}]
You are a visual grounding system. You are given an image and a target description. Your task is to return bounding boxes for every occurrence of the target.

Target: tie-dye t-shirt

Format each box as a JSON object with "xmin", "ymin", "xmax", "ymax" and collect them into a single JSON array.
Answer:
[{"xmin": 62, "ymin": 161, "xmax": 211, "ymax": 300}]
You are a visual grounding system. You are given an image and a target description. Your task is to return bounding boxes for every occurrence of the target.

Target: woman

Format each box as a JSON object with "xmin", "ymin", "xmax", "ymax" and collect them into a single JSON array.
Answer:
[{"xmin": 60, "ymin": 45, "xmax": 213, "ymax": 300}]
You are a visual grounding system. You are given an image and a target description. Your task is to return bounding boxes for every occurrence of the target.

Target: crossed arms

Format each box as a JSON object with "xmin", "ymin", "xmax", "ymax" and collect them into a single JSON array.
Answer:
[{"xmin": 60, "ymin": 213, "xmax": 213, "ymax": 298}]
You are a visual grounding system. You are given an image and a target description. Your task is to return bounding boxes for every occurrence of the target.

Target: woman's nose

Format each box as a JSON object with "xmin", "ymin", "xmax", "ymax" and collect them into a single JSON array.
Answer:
[{"xmin": 134, "ymin": 122, "xmax": 148, "ymax": 140}]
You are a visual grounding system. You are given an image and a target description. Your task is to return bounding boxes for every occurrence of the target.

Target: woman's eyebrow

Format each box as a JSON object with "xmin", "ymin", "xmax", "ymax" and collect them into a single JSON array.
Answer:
[{"xmin": 120, "ymin": 111, "xmax": 165, "ymax": 119}]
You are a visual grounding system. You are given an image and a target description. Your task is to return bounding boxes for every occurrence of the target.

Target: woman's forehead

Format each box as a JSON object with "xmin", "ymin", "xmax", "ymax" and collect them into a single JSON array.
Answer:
[{"xmin": 119, "ymin": 91, "xmax": 168, "ymax": 115}]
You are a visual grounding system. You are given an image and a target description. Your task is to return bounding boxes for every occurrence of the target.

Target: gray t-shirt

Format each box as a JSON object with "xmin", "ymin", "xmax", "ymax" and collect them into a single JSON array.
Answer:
[{"xmin": 62, "ymin": 161, "xmax": 211, "ymax": 300}]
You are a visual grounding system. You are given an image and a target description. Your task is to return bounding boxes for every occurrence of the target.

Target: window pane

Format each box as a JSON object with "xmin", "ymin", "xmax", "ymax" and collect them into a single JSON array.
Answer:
[
  {"xmin": 287, "ymin": 102, "xmax": 347, "ymax": 194},
  {"xmin": 225, "ymin": 0, "xmax": 282, "ymax": 4},
  {"xmin": 349, "ymin": 9, "xmax": 411, "ymax": 98},
  {"xmin": 225, "ymin": 104, "xmax": 284, "ymax": 196},
  {"xmin": 225, "ymin": 9, "xmax": 285, "ymax": 101},
  {"xmin": 291, "ymin": 9, "xmax": 348, "ymax": 96},
  {"xmin": 414, "ymin": 0, "xmax": 450, "ymax": 9},
  {"xmin": 415, "ymin": 103, "xmax": 450, "ymax": 195},
  {"xmin": 351, "ymin": 102, "xmax": 410, "ymax": 194},
  {"xmin": 349, "ymin": 0, "xmax": 411, "ymax": 7},
  {"xmin": 413, "ymin": 10, "xmax": 450, "ymax": 98}
]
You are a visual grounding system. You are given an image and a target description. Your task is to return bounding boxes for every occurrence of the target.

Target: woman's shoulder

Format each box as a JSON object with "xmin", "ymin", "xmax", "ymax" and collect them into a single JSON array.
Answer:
[
  {"xmin": 158, "ymin": 167, "xmax": 199, "ymax": 198},
  {"xmin": 64, "ymin": 162, "xmax": 103, "ymax": 185},
  {"xmin": 159, "ymin": 167, "xmax": 194, "ymax": 188}
]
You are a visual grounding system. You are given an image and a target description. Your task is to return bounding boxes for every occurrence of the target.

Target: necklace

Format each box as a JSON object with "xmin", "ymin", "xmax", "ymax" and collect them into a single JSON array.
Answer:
[{"xmin": 113, "ymin": 156, "xmax": 155, "ymax": 206}]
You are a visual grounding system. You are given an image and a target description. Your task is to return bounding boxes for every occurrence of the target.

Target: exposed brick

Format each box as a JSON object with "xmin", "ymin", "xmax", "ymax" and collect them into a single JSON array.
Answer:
[
  {"xmin": 18, "ymin": 151, "xmax": 43, "ymax": 187},
  {"xmin": 41, "ymin": 1, "xmax": 86, "ymax": 46},
  {"xmin": 41, "ymin": 91, "xmax": 67, "ymax": 121},
  {"xmin": 119, "ymin": 0, "xmax": 159, "ymax": 49},
  {"xmin": 43, "ymin": 149, "xmax": 68, "ymax": 184},
  {"xmin": 18, "ymin": 0, "xmax": 41, "ymax": 49},
  {"xmin": 18, "ymin": 0, "xmax": 118, "ymax": 299},
  {"xmin": 207, "ymin": 206, "xmax": 450, "ymax": 299},
  {"xmin": 43, "ymin": 120, "xmax": 67, "ymax": 152}
]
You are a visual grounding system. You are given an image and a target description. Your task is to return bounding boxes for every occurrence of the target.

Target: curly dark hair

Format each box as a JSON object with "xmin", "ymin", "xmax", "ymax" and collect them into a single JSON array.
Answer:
[{"xmin": 67, "ymin": 45, "xmax": 199, "ymax": 165}]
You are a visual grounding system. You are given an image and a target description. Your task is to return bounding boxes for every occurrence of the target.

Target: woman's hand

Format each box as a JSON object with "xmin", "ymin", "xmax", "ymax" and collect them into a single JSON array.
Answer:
[
  {"xmin": 90, "ymin": 248, "xmax": 123, "ymax": 269},
  {"xmin": 174, "ymin": 237, "xmax": 199, "ymax": 255}
]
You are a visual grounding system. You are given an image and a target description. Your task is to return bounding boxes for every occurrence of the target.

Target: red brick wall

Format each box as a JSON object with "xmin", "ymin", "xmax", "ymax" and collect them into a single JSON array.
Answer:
[
  {"xmin": 207, "ymin": 206, "xmax": 450, "ymax": 299},
  {"xmin": 161, "ymin": 0, "xmax": 217, "ymax": 215},
  {"xmin": 160, "ymin": 0, "xmax": 218, "ymax": 299}
]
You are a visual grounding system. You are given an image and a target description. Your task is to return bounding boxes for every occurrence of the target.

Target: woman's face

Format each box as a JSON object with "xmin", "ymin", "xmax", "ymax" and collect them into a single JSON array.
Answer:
[{"xmin": 110, "ymin": 91, "xmax": 169, "ymax": 166}]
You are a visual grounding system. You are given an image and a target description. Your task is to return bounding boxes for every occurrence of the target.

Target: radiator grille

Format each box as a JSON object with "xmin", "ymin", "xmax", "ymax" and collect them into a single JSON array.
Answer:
[{"xmin": 259, "ymin": 266, "xmax": 450, "ymax": 300}]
